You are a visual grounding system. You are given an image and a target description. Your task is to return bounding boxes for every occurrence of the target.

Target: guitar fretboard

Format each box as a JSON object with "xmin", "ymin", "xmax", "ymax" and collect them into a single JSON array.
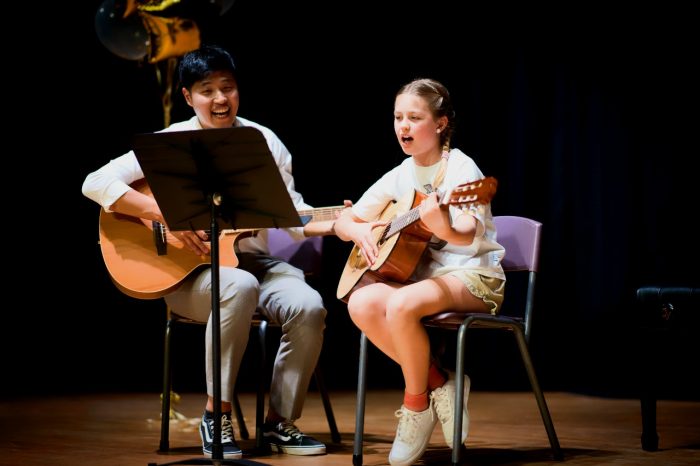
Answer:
[
  {"xmin": 383, "ymin": 207, "xmax": 421, "ymax": 241},
  {"xmin": 379, "ymin": 179, "xmax": 495, "ymax": 243},
  {"xmin": 298, "ymin": 206, "xmax": 345, "ymax": 222},
  {"xmin": 218, "ymin": 206, "xmax": 345, "ymax": 235},
  {"xmin": 381, "ymin": 189, "xmax": 448, "ymax": 242}
]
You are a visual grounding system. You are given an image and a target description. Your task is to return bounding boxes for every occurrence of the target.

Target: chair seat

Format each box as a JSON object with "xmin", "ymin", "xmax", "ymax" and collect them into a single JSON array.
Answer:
[
  {"xmin": 168, "ymin": 309, "xmax": 273, "ymax": 336},
  {"xmin": 422, "ymin": 312, "xmax": 524, "ymax": 330}
]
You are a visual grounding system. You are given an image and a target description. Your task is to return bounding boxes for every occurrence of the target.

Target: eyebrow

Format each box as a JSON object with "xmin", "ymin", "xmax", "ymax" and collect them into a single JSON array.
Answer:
[{"xmin": 198, "ymin": 76, "xmax": 236, "ymax": 86}]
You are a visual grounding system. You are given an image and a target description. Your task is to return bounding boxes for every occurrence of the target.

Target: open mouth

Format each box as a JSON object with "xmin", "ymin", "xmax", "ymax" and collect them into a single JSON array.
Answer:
[{"xmin": 212, "ymin": 109, "xmax": 230, "ymax": 119}]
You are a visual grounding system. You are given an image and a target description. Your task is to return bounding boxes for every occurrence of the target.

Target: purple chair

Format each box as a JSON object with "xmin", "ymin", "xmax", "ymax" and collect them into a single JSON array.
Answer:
[
  {"xmin": 352, "ymin": 216, "xmax": 563, "ymax": 466},
  {"xmin": 159, "ymin": 229, "xmax": 340, "ymax": 452},
  {"xmin": 267, "ymin": 228, "xmax": 323, "ymax": 274}
]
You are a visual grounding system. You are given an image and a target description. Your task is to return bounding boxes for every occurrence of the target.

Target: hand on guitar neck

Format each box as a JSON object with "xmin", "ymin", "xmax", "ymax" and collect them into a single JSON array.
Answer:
[{"xmin": 336, "ymin": 176, "xmax": 497, "ymax": 301}]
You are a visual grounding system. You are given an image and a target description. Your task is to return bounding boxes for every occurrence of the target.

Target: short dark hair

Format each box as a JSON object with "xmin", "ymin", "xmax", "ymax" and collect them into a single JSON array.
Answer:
[{"xmin": 178, "ymin": 45, "xmax": 237, "ymax": 90}]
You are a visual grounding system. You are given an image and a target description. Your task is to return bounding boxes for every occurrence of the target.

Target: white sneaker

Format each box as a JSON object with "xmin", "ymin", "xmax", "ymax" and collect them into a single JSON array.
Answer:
[
  {"xmin": 388, "ymin": 405, "xmax": 437, "ymax": 466},
  {"xmin": 430, "ymin": 372, "xmax": 470, "ymax": 448}
]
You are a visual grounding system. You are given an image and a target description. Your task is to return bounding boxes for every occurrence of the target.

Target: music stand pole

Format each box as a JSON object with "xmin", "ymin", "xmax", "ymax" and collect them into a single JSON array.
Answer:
[{"xmin": 210, "ymin": 192, "xmax": 223, "ymax": 460}]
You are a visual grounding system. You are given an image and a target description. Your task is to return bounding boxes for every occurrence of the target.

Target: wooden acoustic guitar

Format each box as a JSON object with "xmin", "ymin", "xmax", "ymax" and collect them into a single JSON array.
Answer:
[
  {"xmin": 99, "ymin": 180, "xmax": 344, "ymax": 300},
  {"xmin": 336, "ymin": 177, "xmax": 498, "ymax": 301}
]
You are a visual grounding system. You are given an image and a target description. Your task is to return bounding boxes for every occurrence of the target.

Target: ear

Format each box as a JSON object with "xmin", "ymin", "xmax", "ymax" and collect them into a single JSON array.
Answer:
[
  {"xmin": 182, "ymin": 87, "xmax": 193, "ymax": 107},
  {"xmin": 437, "ymin": 116, "xmax": 448, "ymax": 131}
]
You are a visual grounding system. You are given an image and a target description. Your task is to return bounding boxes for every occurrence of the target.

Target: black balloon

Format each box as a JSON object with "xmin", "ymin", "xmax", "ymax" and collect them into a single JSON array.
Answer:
[
  {"xmin": 95, "ymin": 0, "xmax": 149, "ymax": 61},
  {"xmin": 218, "ymin": 0, "xmax": 235, "ymax": 15}
]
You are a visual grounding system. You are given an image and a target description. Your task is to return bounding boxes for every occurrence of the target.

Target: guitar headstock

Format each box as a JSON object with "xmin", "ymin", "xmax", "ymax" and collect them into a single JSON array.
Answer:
[{"xmin": 442, "ymin": 176, "xmax": 498, "ymax": 208}]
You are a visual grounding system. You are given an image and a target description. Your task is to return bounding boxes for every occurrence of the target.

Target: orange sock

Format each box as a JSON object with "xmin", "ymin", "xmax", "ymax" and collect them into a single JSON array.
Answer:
[
  {"xmin": 428, "ymin": 363, "xmax": 447, "ymax": 391},
  {"xmin": 403, "ymin": 390, "xmax": 429, "ymax": 412}
]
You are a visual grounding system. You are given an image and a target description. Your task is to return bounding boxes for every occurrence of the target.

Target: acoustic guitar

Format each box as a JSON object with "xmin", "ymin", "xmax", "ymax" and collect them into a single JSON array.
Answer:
[
  {"xmin": 336, "ymin": 177, "xmax": 497, "ymax": 301},
  {"xmin": 99, "ymin": 180, "xmax": 344, "ymax": 300}
]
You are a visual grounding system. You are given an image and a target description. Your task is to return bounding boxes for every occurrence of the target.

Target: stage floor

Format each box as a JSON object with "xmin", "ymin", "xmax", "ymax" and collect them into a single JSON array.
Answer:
[{"xmin": 1, "ymin": 390, "xmax": 698, "ymax": 465}]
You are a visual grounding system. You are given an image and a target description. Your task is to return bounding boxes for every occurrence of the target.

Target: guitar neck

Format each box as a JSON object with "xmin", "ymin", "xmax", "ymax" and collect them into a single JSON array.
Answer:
[
  {"xmin": 384, "ymin": 206, "xmax": 421, "ymax": 240},
  {"xmin": 298, "ymin": 206, "xmax": 345, "ymax": 222},
  {"xmin": 219, "ymin": 205, "xmax": 345, "ymax": 235},
  {"xmin": 381, "ymin": 177, "xmax": 496, "ymax": 242},
  {"xmin": 382, "ymin": 189, "xmax": 446, "ymax": 240}
]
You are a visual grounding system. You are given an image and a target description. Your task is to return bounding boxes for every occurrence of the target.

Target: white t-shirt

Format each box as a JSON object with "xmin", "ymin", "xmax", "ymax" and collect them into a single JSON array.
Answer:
[
  {"xmin": 82, "ymin": 115, "xmax": 310, "ymax": 255},
  {"xmin": 351, "ymin": 148, "xmax": 505, "ymax": 280}
]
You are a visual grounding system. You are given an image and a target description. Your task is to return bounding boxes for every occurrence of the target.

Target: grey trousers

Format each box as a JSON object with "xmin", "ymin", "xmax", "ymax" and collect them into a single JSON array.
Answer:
[{"xmin": 164, "ymin": 253, "xmax": 326, "ymax": 421}]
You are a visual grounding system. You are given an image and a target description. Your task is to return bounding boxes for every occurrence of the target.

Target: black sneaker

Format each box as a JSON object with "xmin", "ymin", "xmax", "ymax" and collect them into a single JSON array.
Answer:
[
  {"xmin": 262, "ymin": 420, "xmax": 326, "ymax": 455},
  {"xmin": 199, "ymin": 411, "xmax": 242, "ymax": 459}
]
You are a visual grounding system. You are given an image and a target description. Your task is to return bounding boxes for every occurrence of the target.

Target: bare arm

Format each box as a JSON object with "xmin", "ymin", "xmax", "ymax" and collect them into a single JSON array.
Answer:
[
  {"xmin": 303, "ymin": 219, "xmax": 336, "ymax": 237},
  {"xmin": 418, "ymin": 192, "xmax": 478, "ymax": 246},
  {"xmin": 109, "ymin": 189, "xmax": 165, "ymax": 224},
  {"xmin": 302, "ymin": 200, "xmax": 353, "ymax": 237},
  {"xmin": 333, "ymin": 209, "xmax": 386, "ymax": 265}
]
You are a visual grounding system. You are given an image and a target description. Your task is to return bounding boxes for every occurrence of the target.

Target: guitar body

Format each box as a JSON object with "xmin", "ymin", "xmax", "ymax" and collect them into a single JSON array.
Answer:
[
  {"xmin": 98, "ymin": 181, "xmax": 239, "ymax": 300},
  {"xmin": 337, "ymin": 190, "xmax": 433, "ymax": 301},
  {"xmin": 99, "ymin": 210, "xmax": 240, "ymax": 300},
  {"xmin": 99, "ymin": 180, "xmax": 344, "ymax": 300}
]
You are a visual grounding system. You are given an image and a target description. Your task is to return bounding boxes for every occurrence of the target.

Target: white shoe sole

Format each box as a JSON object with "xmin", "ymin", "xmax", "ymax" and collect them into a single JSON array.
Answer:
[{"xmin": 268, "ymin": 443, "xmax": 326, "ymax": 455}]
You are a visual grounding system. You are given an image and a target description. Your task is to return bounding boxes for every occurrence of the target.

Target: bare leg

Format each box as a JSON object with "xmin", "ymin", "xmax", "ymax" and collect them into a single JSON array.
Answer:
[
  {"xmin": 207, "ymin": 398, "xmax": 232, "ymax": 413},
  {"xmin": 348, "ymin": 275, "xmax": 489, "ymax": 394}
]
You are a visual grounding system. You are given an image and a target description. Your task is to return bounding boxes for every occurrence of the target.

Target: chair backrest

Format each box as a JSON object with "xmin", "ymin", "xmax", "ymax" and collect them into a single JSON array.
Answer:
[
  {"xmin": 493, "ymin": 215, "xmax": 542, "ymax": 341},
  {"xmin": 494, "ymin": 216, "xmax": 542, "ymax": 273},
  {"xmin": 267, "ymin": 229, "xmax": 323, "ymax": 276}
]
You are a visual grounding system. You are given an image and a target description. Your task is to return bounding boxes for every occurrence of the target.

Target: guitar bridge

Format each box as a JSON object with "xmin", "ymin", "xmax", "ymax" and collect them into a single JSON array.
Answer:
[{"xmin": 153, "ymin": 221, "xmax": 167, "ymax": 256}]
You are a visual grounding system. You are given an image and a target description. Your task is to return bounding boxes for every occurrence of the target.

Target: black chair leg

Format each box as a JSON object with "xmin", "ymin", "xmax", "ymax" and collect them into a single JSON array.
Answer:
[
  {"xmin": 314, "ymin": 365, "xmax": 341, "ymax": 443},
  {"xmin": 640, "ymin": 394, "xmax": 658, "ymax": 451},
  {"xmin": 256, "ymin": 319, "xmax": 268, "ymax": 450},
  {"xmin": 159, "ymin": 318, "xmax": 174, "ymax": 452},
  {"xmin": 232, "ymin": 388, "xmax": 249, "ymax": 440},
  {"xmin": 639, "ymin": 325, "xmax": 659, "ymax": 451},
  {"xmin": 514, "ymin": 328, "xmax": 563, "ymax": 460},
  {"xmin": 453, "ymin": 323, "xmax": 472, "ymax": 466},
  {"xmin": 353, "ymin": 332, "xmax": 369, "ymax": 466}
]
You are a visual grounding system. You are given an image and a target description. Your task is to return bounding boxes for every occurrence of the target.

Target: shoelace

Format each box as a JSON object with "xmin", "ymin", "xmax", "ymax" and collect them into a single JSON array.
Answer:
[
  {"xmin": 206, "ymin": 414, "xmax": 235, "ymax": 444},
  {"xmin": 276, "ymin": 421, "xmax": 305, "ymax": 440},
  {"xmin": 431, "ymin": 386, "xmax": 453, "ymax": 423},
  {"xmin": 220, "ymin": 414, "xmax": 235, "ymax": 443},
  {"xmin": 394, "ymin": 407, "xmax": 434, "ymax": 442}
]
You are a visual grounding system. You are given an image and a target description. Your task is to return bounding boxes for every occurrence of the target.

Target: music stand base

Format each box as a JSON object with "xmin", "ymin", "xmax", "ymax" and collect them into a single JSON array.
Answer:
[{"xmin": 149, "ymin": 457, "xmax": 269, "ymax": 466}]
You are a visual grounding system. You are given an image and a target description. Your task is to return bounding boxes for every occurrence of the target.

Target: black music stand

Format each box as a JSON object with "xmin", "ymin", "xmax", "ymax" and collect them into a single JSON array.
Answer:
[{"xmin": 134, "ymin": 126, "xmax": 302, "ymax": 466}]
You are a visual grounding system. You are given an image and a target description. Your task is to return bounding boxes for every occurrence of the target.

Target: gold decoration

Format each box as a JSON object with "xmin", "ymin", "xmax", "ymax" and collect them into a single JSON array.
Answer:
[
  {"xmin": 138, "ymin": 0, "xmax": 183, "ymax": 12},
  {"xmin": 140, "ymin": 11, "xmax": 200, "ymax": 64},
  {"xmin": 154, "ymin": 57, "xmax": 178, "ymax": 127},
  {"xmin": 159, "ymin": 390, "xmax": 188, "ymax": 420},
  {"xmin": 122, "ymin": 0, "xmax": 140, "ymax": 18}
]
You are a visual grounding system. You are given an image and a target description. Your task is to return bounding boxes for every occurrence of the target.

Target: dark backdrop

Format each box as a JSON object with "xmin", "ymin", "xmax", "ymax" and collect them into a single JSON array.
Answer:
[{"xmin": 3, "ymin": 2, "xmax": 697, "ymax": 400}]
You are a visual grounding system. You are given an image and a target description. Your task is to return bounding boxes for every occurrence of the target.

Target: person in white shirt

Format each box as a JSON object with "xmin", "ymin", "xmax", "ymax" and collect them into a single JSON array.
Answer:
[
  {"xmin": 333, "ymin": 78, "xmax": 506, "ymax": 466},
  {"xmin": 83, "ymin": 45, "xmax": 332, "ymax": 459}
]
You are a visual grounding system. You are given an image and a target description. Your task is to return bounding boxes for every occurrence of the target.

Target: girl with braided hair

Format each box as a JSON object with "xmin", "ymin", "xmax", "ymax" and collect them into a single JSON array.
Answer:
[{"xmin": 334, "ymin": 78, "xmax": 505, "ymax": 466}]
